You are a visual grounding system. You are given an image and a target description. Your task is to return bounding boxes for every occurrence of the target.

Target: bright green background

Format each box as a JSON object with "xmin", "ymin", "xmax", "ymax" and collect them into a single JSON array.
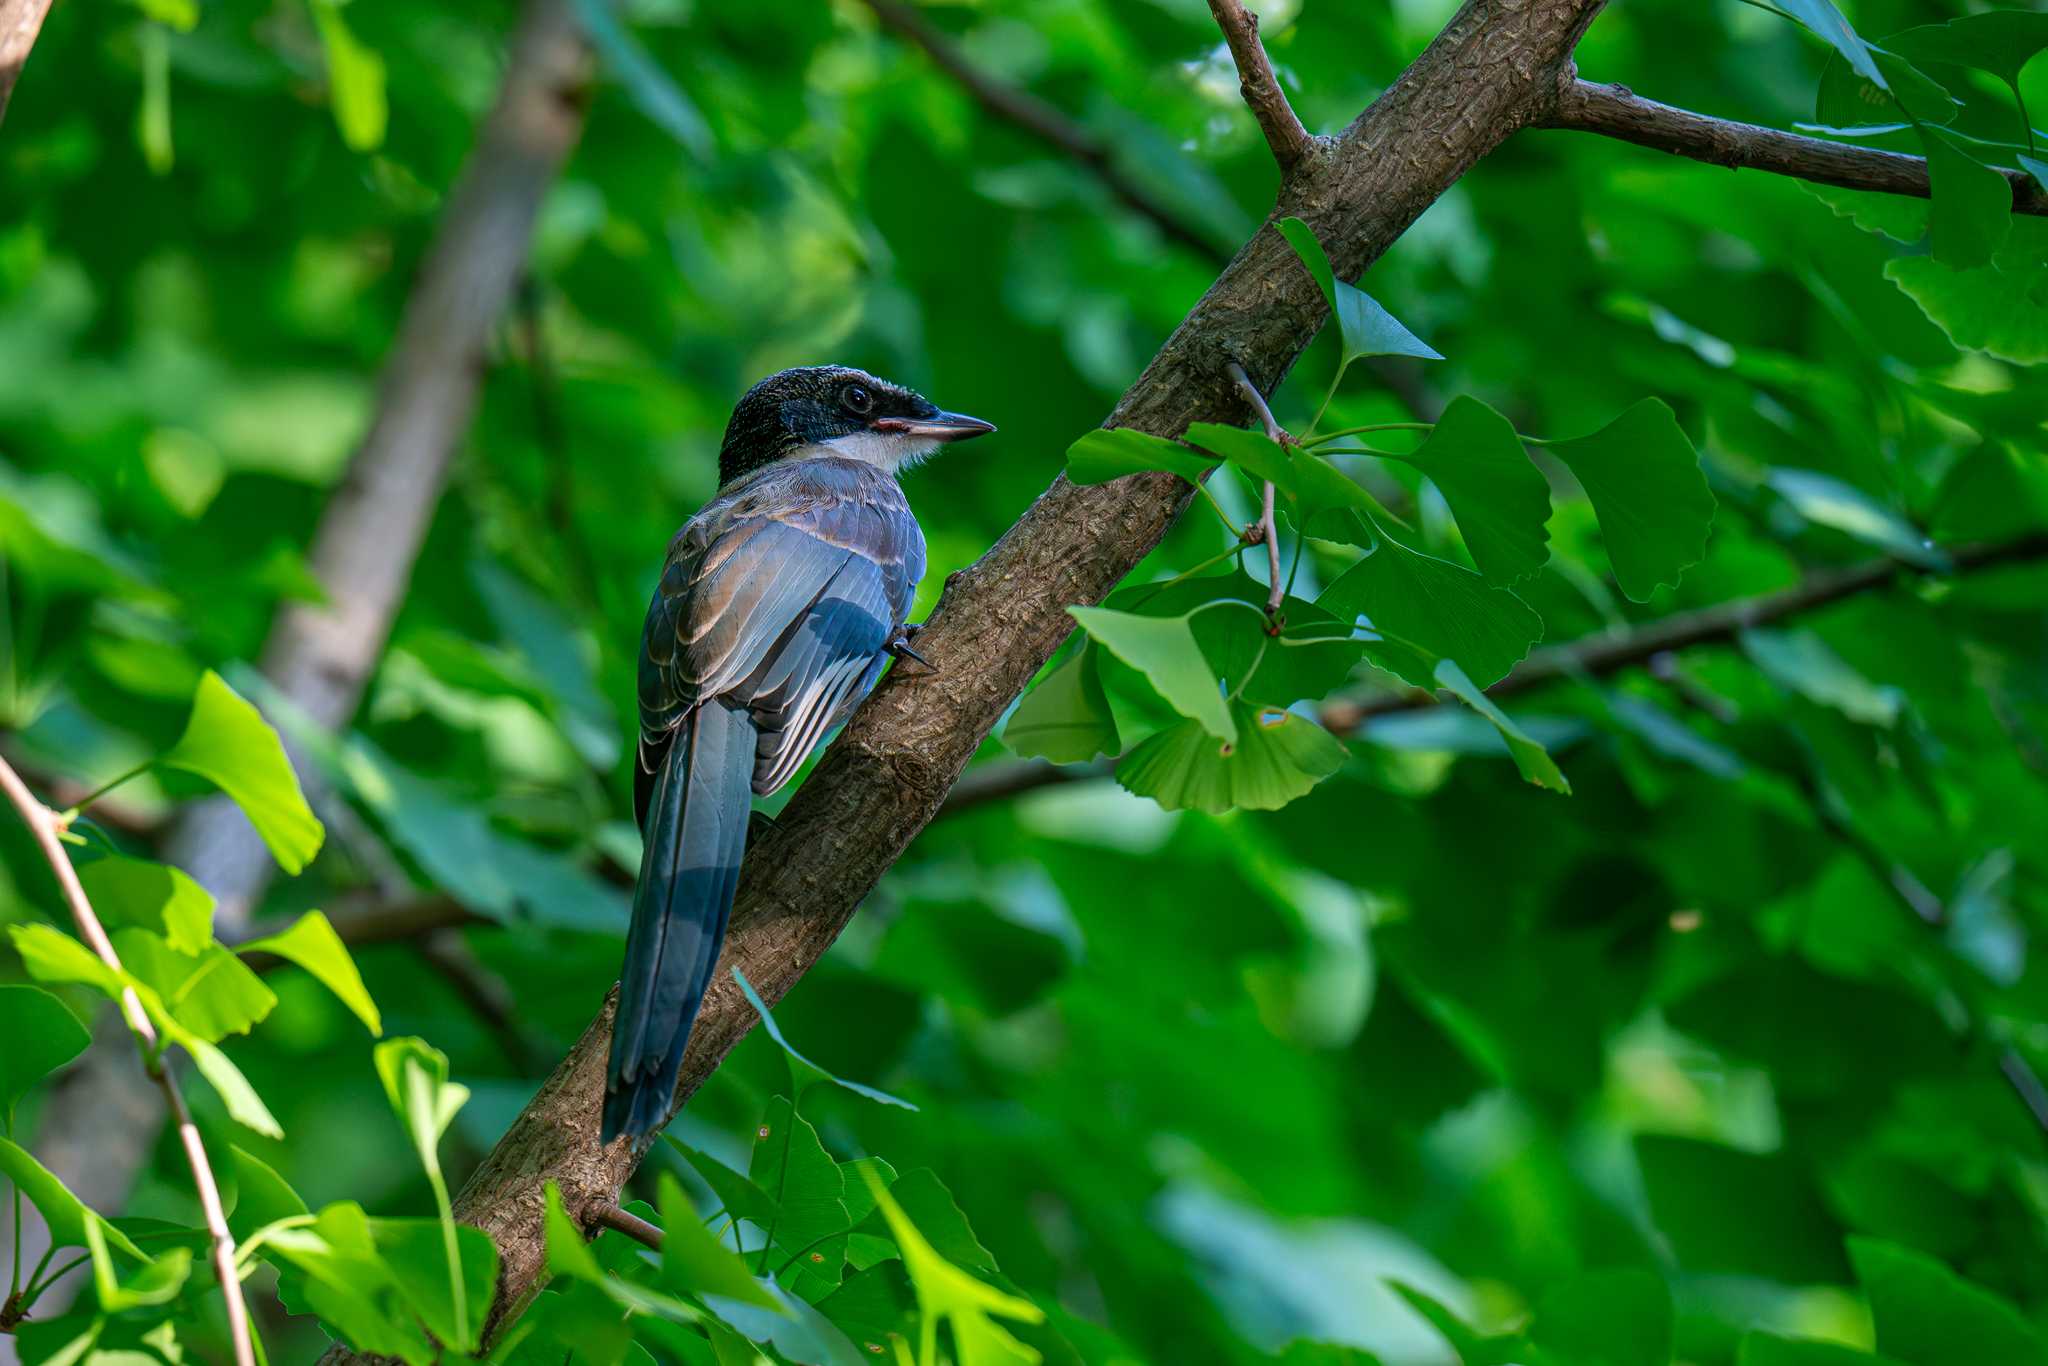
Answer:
[{"xmin": 4, "ymin": 0, "xmax": 2048, "ymax": 1362}]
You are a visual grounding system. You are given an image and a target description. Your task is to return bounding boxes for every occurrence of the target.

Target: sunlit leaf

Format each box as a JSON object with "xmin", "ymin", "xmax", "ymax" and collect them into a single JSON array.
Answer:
[
  {"xmin": 76, "ymin": 856, "xmax": 214, "ymax": 956},
  {"xmin": 86, "ymin": 1216, "xmax": 191, "ymax": 1311},
  {"xmin": 0, "ymin": 1135, "xmax": 149, "ymax": 1258},
  {"xmin": 238, "ymin": 909, "xmax": 382, "ymax": 1035},
  {"xmin": 657, "ymin": 1172, "xmax": 783, "ymax": 1309},
  {"xmin": 163, "ymin": 670, "xmax": 325, "ymax": 875},
  {"xmin": 858, "ymin": 1167, "xmax": 1045, "ymax": 1366},
  {"xmin": 1068, "ymin": 605, "xmax": 1234, "ymax": 743},
  {"xmin": 1117, "ymin": 703, "xmax": 1347, "ymax": 814},
  {"xmin": 308, "ymin": 0, "xmax": 388, "ymax": 151},
  {"xmin": 114, "ymin": 927, "xmax": 277, "ymax": 1041}
]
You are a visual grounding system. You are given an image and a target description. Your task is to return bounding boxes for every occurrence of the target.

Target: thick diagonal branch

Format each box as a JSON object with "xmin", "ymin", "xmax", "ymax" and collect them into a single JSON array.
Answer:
[
  {"xmin": 1545, "ymin": 79, "xmax": 2048, "ymax": 217},
  {"xmin": 364, "ymin": 2, "xmax": 1608, "ymax": 1355},
  {"xmin": 862, "ymin": 0, "xmax": 1222, "ymax": 259},
  {"xmin": 1208, "ymin": 0, "xmax": 1311, "ymax": 171}
]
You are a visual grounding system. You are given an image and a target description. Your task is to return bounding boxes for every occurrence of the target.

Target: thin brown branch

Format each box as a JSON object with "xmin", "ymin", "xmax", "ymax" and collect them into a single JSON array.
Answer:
[
  {"xmin": 0, "ymin": 0, "xmax": 54, "ymax": 128},
  {"xmin": 27, "ymin": 2, "xmax": 597, "ymax": 1335},
  {"xmin": 0, "ymin": 756, "xmax": 256, "ymax": 1366},
  {"xmin": 1207, "ymin": 0, "xmax": 1311, "ymax": 171},
  {"xmin": 415, "ymin": 4, "xmax": 1608, "ymax": 1350},
  {"xmin": 1544, "ymin": 78, "xmax": 2048, "ymax": 218},
  {"xmin": 1228, "ymin": 362, "xmax": 1287, "ymax": 614},
  {"xmin": 860, "ymin": 0, "xmax": 1225, "ymax": 259},
  {"xmin": 590, "ymin": 1204, "xmax": 664, "ymax": 1252},
  {"xmin": 1325, "ymin": 533, "xmax": 2048, "ymax": 728}
]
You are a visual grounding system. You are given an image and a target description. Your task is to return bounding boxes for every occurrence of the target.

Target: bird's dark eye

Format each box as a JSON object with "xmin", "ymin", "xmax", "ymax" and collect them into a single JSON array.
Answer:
[{"xmin": 842, "ymin": 384, "xmax": 873, "ymax": 416}]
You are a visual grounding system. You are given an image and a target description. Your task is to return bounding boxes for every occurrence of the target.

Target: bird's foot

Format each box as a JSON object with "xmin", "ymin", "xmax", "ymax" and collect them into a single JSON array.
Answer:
[{"xmin": 888, "ymin": 623, "xmax": 937, "ymax": 674}]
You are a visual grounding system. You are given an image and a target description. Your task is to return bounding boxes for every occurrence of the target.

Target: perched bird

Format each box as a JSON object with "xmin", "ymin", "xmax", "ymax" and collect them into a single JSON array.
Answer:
[{"xmin": 603, "ymin": 365, "xmax": 994, "ymax": 1143}]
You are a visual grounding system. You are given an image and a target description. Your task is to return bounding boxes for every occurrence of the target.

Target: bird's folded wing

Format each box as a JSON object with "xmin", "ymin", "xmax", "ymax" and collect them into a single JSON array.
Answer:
[{"xmin": 638, "ymin": 481, "xmax": 920, "ymax": 818}]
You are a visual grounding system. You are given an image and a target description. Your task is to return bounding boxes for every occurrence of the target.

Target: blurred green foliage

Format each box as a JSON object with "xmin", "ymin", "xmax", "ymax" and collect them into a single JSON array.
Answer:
[{"xmin": 4, "ymin": 0, "xmax": 2048, "ymax": 1362}]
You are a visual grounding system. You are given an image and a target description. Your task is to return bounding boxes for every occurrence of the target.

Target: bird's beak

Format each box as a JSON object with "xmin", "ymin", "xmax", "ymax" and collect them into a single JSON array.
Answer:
[{"xmin": 872, "ymin": 411, "xmax": 997, "ymax": 442}]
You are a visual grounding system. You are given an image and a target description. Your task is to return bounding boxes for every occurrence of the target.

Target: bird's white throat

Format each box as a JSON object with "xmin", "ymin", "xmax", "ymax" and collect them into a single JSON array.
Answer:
[{"xmin": 803, "ymin": 429, "xmax": 942, "ymax": 474}]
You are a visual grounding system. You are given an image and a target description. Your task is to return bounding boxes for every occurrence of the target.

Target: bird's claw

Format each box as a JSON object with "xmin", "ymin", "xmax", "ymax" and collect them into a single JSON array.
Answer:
[{"xmin": 888, "ymin": 626, "xmax": 937, "ymax": 674}]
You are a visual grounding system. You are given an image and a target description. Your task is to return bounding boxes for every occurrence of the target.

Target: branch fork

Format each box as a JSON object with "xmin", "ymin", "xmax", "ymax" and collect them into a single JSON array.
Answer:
[{"xmin": 1207, "ymin": 0, "xmax": 1312, "ymax": 172}]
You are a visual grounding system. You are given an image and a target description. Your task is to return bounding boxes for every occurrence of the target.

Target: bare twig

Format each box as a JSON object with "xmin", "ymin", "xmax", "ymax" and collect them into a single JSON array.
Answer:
[
  {"xmin": 1207, "ymin": 0, "xmax": 1312, "ymax": 171},
  {"xmin": 21, "ymin": 1, "xmax": 596, "ymax": 1328},
  {"xmin": 1544, "ymin": 79, "xmax": 2048, "ymax": 217},
  {"xmin": 860, "ymin": 0, "xmax": 1225, "ymax": 259},
  {"xmin": 1227, "ymin": 362, "xmax": 1288, "ymax": 615},
  {"xmin": 590, "ymin": 1204, "xmax": 664, "ymax": 1252},
  {"xmin": 0, "ymin": 757, "xmax": 256, "ymax": 1366},
  {"xmin": 0, "ymin": 0, "xmax": 54, "ymax": 128}
]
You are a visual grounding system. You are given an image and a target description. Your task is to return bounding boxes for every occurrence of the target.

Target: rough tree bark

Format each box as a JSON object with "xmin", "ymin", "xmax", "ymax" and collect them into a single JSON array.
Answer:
[
  {"xmin": 2, "ymin": 0, "xmax": 593, "ymax": 1344},
  {"xmin": 311, "ymin": 1, "xmax": 1610, "ymax": 1355}
]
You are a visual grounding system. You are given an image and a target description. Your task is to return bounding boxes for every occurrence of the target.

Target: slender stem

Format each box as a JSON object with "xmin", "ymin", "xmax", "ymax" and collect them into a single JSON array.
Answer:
[
  {"xmin": 65, "ymin": 758, "xmax": 155, "ymax": 816},
  {"xmin": 1205, "ymin": 0, "xmax": 1312, "ymax": 171},
  {"xmin": 0, "ymin": 756, "xmax": 257, "ymax": 1366},
  {"xmin": 592, "ymin": 1204, "xmax": 665, "ymax": 1252},
  {"xmin": 430, "ymin": 1168, "xmax": 468, "ymax": 1348},
  {"xmin": 1284, "ymin": 527, "xmax": 1307, "ymax": 600},
  {"xmin": 24, "ymin": 1253, "xmax": 88, "ymax": 1301},
  {"xmin": 1125, "ymin": 542, "xmax": 1246, "ymax": 609},
  {"xmin": 756, "ymin": 1108, "xmax": 797, "ymax": 1274},
  {"xmin": 9, "ymin": 1173, "xmax": 20, "ymax": 1301},
  {"xmin": 1195, "ymin": 478, "xmax": 1238, "ymax": 534},
  {"xmin": 1302, "ymin": 422, "xmax": 1436, "ymax": 446},
  {"xmin": 1227, "ymin": 362, "xmax": 1290, "ymax": 617}
]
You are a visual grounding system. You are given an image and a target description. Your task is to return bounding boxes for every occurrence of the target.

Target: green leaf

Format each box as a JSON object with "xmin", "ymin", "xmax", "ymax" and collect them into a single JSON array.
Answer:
[
  {"xmin": 1780, "ymin": 0, "xmax": 1885, "ymax": 87},
  {"xmin": 1278, "ymin": 217, "xmax": 1443, "ymax": 368},
  {"xmin": 1741, "ymin": 628, "xmax": 1902, "ymax": 727},
  {"xmin": 238, "ymin": 909, "xmax": 382, "ymax": 1034},
  {"xmin": 1185, "ymin": 421, "xmax": 1382, "ymax": 542},
  {"xmin": 877, "ymin": 1170, "xmax": 997, "ymax": 1276},
  {"xmin": 543, "ymin": 1182, "xmax": 705, "ymax": 1325},
  {"xmin": 1850, "ymin": 1237, "xmax": 2048, "ymax": 1366},
  {"xmin": 1117, "ymin": 703, "xmax": 1347, "ymax": 814},
  {"xmin": 749, "ymin": 1097, "xmax": 850, "ymax": 1287},
  {"xmin": 0, "ymin": 983, "xmax": 90, "ymax": 1119},
  {"xmin": 1814, "ymin": 48, "xmax": 1958, "ymax": 129},
  {"xmin": 1741, "ymin": 1334, "xmax": 1908, "ymax": 1365},
  {"xmin": 75, "ymin": 855, "xmax": 214, "ymax": 955},
  {"xmin": 375, "ymin": 1217, "xmax": 502, "ymax": 1354},
  {"xmin": 228, "ymin": 1144, "xmax": 309, "ymax": 1241},
  {"xmin": 1767, "ymin": 469, "xmax": 1945, "ymax": 567},
  {"xmin": 1003, "ymin": 645, "xmax": 1121, "ymax": 764},
  {"xmin": 373, "ymin": 1036, "xmax": 469, "ymax": 1173},
  {"xmin": 1884, "ymin": 255, "xmax": 2048, "ymax": 366},
  {"xmin": 1884, "ymin": 12, "xmax": 2048, "ymax": 87},
  {"xmin": 1546, "ymin": 399, "xmax": 1714, "ymax": 602},
  {"xmin": 265, "ymin": 1202, "xmax": 445, "ymax": 1364},
  {"xmin": 858, "ymin": 1166, "xmax": 1044, "ymax": 1366},
  {"xmin": 163, "ymin": 670, "xmax": 325, "ymax": 875},
  {"xmin": 1069, "ymin": 605, "xmax": 1235, "ymax": 744},
  {"xmin": 1380, "ymin": 396, "xmax": 1550, "ymax": 584},
  {"xmin": 1432, "ymin": 660, "xmax": 1570, "ymax": 794},
  {"xmin": 1065, "ymin": 428, "xmax": 1217, "ymax": 486},
  {"xmin": 1318, "ymin": 533, "xmax": 1541, "ymax": 688},
  {"xmin": 308, "ymin": 0, "xmax": 388, "ymax": 152},
  {"xmin": 664, "ymin": 1137, "xmax": 781, "ymax": 1228},
  {"xmin": 732, "ymin": 967, "xmax": 915, "ymax": 1109},
  {"xmin": 1529, "ymin": 1268, "xmax": 1673, "ymax": 1366},
  {"xmin": 184, "ymin": 1034, "xmax": 285, "ymax": 1138},
  {"xmin": 9, "ymin": 922, "xmax": 127, "ymax": 999},
  {"xmin": 657, "ymin": 1172, "xmax": 783, "ymax": 1309},
  {"xmin": 1917, "ymin": 126, "xmax": 2011, "ymax": 269},
  {"xmin": 0, "ymin": 1135, "xmax": 148, "ymax": 1258},
  {"xmin": 114, "ymin": 927, "xmax": 277, "ymax": 1042},
  {"xmin": 85, "ymin": 1216, "xmax": 190, "ymax": 1311}
]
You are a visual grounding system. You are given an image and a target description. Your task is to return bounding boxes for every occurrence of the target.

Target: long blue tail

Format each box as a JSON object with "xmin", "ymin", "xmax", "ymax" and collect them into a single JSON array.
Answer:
[{"xmin": 604, "ymin": 701, "xmax": 755, "ymax": 1143}]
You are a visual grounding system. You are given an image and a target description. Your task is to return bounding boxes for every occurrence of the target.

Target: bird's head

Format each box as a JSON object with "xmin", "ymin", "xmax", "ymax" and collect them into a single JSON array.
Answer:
[{"xmin": 717, "ymin": 365, "xmax": 995, "ymax": 486}]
